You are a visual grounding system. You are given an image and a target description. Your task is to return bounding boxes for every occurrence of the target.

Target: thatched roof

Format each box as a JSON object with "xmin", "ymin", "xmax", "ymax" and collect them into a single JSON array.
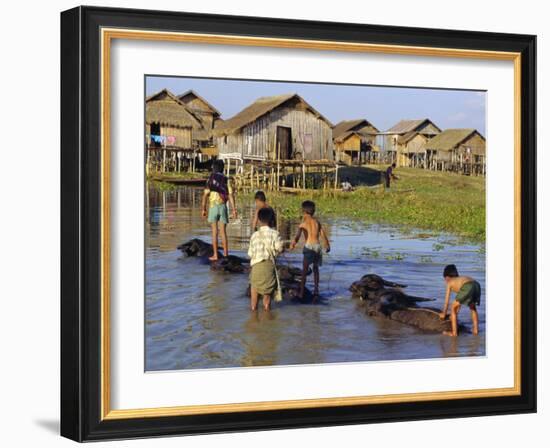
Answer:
[
  {"xmin": 397, "ymin": 131, "xmax": 428, "ymax": 145},
  {"xmin": 386, "ymin": 118, "xmax": 441, "ymax": 135},
  {"xmin": 146, "ymin": 89, "xmax": 204, "ymax": 129},
  {"xmin": 334, "ymin": 130, "xmax": 376, "ymax": 143},
  {"xmin": 332, "ymin": 119, "xmax": 379, "ymax": 139},
  {"xmin": 178, "ymin": 90, "xmax": 221, "ymax": 116},
  {"xmin": 214, "ymin": 93, "xmax": 332, "ymax": 135},
  {"xmin": 424, "ymin": 129, "xmax": 485, "ymax": 151}
]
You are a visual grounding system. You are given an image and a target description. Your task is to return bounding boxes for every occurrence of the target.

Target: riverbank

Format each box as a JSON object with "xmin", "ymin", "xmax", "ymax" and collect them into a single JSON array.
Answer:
[
  {"xmin": 259, "ymin": 167, "xmax": 486, "ymax": 242},
  {"xmin": 149, "ymin": 166, "xmax": 485, "ymax": 242}
]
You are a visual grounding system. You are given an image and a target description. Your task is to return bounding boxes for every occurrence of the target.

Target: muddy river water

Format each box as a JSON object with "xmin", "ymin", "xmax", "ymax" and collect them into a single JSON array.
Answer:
[{"xmin": 145, "ymin": 184, "xmax": 486, "ymax": 371}]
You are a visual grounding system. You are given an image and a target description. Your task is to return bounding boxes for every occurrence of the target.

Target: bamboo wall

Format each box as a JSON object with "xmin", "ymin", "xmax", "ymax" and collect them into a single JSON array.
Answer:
[
  {"xmin": 457, "ymin": 133, "xmax": 486, "ymax": 156},
  {"xmin": 161, "ymin": 125, "xmax": 192, "ymax": 148},
  {"xmin": 423, "ymin": 133, "xmax": 486, "ymax": 174},
  {"xmin": 335, "ymin": 134, "xmax": 361, "ymax": 152},
  {"xmin": 397, "ymin": 134, "xmax": 429, "ymax": 166},
  {"xmin": 217, "ymin": 105, "xmax": 334, "ymax": 161},
  {"xmin": 335, "ymin": 134, "xmax": 364, "ymax": 165},
  {"xmin": 145, "ymin": 123, "xmax": 193, "ymax": 149},
  {"xmin": 403, "ymin": 134, "xmax": 428, "ymax": 153}
]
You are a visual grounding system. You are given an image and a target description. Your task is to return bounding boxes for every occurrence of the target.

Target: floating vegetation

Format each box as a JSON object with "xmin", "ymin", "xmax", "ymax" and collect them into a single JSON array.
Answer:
[
  {"xmin": 385, "ymin": 252, "xmax": 407, "ymax": 261},
  {"xmin": 151, "ymin": 180, "xmax": 178, "ymax": 191},
  {"xmin": 362, "ymin": 247, "xmax": 381, "ymax": 258}
]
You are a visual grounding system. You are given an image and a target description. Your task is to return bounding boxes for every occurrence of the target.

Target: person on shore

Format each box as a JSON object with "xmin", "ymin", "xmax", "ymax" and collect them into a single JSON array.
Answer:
[
  {"xmin": 385, "ymin": 162, "xmax": 398, "ymax": 189},
  {"xmin": 439, "ymin": 264, "xmax": 481, "ymax": 336},
  {"xmin": 341, "ymin": 177, "xmax": 354, "ymax": 192},
  {"xmin": 201, "ymin": 159, "xmax": 237, "ymax": 261},
  {"xmin": 251, "ymin": 190, "xmax": 277, "ymax": 231},
  {"xmin": 290, "ymin": 200, "xmax": 331, "ymax": 301},
  {"xmin": 248, "ymin": 207, "xmax": 284, "ymax": 311}
]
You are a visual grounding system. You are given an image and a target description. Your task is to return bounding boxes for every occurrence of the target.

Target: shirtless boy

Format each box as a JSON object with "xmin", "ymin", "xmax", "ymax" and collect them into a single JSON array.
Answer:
[
  {"xmin": 290, "ymin": 201, "xmax": 331, "ymax": 301},
  {"xmin": 439, "ymin": 264, "xmax": 481, "ymax": 336}
]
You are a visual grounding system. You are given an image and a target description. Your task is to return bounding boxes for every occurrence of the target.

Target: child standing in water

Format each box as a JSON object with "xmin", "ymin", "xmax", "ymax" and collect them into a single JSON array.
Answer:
[
  {"xmin": 251, "ymin": 190, "xmax": 277, "ymax": 231},
  {"xmin": 248, "ymin": 208, "xmax": 284, "ymax": 311},
  {"xmin": 439, "ymin": 264, "xmax": 481, "ymax": 336},
  {"xmin": 201, "ymin": 159, "xmax": 237, "ymax": 261},
  {"xmin": 290, "ymin": 201, "xmax": 331, "ymax": 301}
]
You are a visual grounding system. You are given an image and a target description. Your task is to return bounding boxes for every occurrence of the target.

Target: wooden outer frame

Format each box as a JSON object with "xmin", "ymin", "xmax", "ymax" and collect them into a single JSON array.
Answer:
[{"xmin": 61, "ymin": 6, "xmax": 537, "ymax": 442}]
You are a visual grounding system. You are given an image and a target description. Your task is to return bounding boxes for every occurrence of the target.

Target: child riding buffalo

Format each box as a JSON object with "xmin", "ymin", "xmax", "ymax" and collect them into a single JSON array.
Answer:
[{"xmin": 201, "ymin": 159, "xmax": 237, "ymax": 261}]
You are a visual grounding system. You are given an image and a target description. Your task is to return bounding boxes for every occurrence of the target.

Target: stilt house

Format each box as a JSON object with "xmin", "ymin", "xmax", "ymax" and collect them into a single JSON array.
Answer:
[
  {"xmin": 332, "ymin": 119, "xmax": 379, "ymax": 165},
  {"xmin": 214, "ymin": 93, "xmax": 334, "ymax": 165}
]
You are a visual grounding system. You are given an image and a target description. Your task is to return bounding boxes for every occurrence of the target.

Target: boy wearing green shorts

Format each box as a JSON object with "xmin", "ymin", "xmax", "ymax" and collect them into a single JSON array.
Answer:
[
  {"xmin": 439, "ymin": 264, "xmax": 481, "ymax": 336},
  {"xmin": 201, "ymin": 160, "xmax": 237, "ymax": 261}
]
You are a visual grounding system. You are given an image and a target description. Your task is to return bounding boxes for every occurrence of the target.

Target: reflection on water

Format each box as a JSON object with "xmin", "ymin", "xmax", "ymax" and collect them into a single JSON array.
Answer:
[{"xmin": 145, "ymin": 184, "xmax": 486, "ymax": 371}]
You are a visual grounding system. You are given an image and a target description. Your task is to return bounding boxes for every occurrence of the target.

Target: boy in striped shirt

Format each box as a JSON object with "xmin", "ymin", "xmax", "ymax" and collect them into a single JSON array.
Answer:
[{"xmin": 248, "ymin": 208, "xmax": 284, "ymax": 311}]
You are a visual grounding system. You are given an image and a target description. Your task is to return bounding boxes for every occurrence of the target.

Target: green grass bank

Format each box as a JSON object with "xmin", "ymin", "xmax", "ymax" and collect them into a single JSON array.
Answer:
[{"xmin": 261, "ymin": 167, "xmax": 486, "ymax": 242}]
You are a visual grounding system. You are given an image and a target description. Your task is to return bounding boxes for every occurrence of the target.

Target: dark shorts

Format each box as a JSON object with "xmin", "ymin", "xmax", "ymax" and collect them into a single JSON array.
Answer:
[
  {"xmin": 303, "ymin": 246, "xmax": 322, "ymax": 266},
  {"xmin": 455, "ymin": 281, "xmax": 481, "ymax": 307}
]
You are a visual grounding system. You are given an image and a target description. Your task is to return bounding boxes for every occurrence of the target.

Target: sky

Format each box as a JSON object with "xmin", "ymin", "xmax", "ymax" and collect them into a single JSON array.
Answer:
[{"xmin": 146, "ymin": 76, "xmax": 486, "ymax": 135}]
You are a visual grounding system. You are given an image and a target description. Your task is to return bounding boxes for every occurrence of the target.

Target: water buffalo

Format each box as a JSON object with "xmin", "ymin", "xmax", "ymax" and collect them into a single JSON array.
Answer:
[
  {"xmin": 177, "ymin": 238, "xmax": 313, "ymax": 301},
  {"xmin": 350, "ymin": 274, "xmax": 453, "ymax": 333},
  {"xmin": 177, "ymin": 238, "xmax": 249, "ymax": 273},
  {"xmin": 177, "ymin": 238, "xmax": 216, "ymax": 258}
]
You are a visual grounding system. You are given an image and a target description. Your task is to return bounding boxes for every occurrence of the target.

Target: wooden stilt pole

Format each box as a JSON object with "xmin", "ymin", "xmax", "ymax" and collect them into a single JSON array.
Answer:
[{"xmin": 276, "ymin": 143, "xmax": 281, "ymax": 191}]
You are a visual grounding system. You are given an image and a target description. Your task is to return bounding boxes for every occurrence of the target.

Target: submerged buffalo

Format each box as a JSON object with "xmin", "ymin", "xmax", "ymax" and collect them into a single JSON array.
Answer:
[
  {"xmin": 177, "ymin": 238, "xmax": 217, "ymax": 258},
  {"xmin": 350, "ymin": 274, "xmax": 453, "ymax": 333},
  {"xmin": 177, "ymin": 238, "xmax": 249, "ymax": 273},
  {"xmin": 245, "ymin": 265, "xmax": 314, "ymax": 303},
  {"xmin": 177, "ymin": 238, "xmax": 313, "ymax": 301}
]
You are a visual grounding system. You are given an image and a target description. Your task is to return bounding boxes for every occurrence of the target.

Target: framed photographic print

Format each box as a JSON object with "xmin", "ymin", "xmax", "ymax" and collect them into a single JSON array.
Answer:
[{"xmin": 60, "ymin": 6, "xmax": 537, "ymax": 442}]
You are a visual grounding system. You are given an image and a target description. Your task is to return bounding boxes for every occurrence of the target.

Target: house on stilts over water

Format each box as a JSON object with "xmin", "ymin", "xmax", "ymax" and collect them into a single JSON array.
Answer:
[
  {"xmin": 332, "ymin": 119, "xmax": 379, "ymax": 165},
  {"xmin": 178, "ymin": 89, "xmax": 222, "ymax": 150},
  {"xmin": 214, "ymin": 93, "xmax": 337, "ymax": 189},
  {"xmin": 375, "ymin": 118, "xmax": 441, "ymax": 166},
  {"xmin": 145, "ymin": 89, "xmax": 220, "ymax": 173},
  {"xmin": 423, "ymin": 128, "xmax": 486, "ymax": 175}
]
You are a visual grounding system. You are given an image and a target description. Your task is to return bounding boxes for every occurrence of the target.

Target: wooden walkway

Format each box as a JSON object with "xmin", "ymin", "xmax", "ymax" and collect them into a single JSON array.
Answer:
[{"xmin": 229, "ymin": 159, "xmax": 341, "ymax": 191}]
